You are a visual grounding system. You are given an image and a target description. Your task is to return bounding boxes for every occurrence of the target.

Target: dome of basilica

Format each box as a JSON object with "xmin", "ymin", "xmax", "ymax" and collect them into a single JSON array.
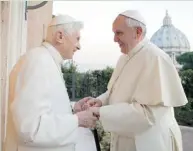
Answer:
[{"xmin": 150, "ymin": 10, "xmax": 190, "ymax": 55}]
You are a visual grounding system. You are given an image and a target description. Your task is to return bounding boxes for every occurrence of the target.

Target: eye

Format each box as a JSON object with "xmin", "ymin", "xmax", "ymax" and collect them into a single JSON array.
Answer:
[{"xmin": 115, "ymin": 31, "xmax": 123, "ymax": 36}]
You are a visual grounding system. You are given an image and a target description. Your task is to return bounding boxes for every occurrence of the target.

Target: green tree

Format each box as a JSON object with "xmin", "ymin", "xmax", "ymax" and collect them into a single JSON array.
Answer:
[
  {"xmin": 62, "ymin": 61, "xmax": 82, "ymax": 100},
  {"xmin": 176, "ymin": 52, "xmax": 193, "ymax": 98},
  {"xmin": 76, "ymin": 66, "xmax": 114, "ymax": 99},
  {"xmin": 175, "ymin": 52, "xmax": 193, "ymax": 126},
  {"xmin": 175, "ymin": 98, "xmax": 193, "ymax": 126},
  {"xmin": 179, "ymin": 69, "xmax": 193, "ymax": 98},
  {"xmin": 176, "ymin": 52, "xmax": 193, "ymax": 70}
]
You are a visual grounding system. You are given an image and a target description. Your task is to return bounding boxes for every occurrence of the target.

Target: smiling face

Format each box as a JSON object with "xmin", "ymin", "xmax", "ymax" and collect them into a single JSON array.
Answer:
[{"xmin": 112, "ymin": 15, "xmax": 141, "ymax": 54}]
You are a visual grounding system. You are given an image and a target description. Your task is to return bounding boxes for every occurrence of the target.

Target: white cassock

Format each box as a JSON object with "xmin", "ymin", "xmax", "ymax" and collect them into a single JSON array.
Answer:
[
  {"xmin": 3, "ymin": 42, "xmax": 97, "ymax": 151},
  {"xmin": 97, "ymin": 37, "xmax": 188, "ymax": 151}
]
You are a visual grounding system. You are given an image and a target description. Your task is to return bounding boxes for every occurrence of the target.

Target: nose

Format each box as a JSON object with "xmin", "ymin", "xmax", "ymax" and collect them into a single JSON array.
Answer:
[
  {"xmin": 76, "ymin": 42, "xmax": 81, "ymax": 51},
  {"xmin": 114, "ymin": 35, "xmax": 119, "ymax": 42}
]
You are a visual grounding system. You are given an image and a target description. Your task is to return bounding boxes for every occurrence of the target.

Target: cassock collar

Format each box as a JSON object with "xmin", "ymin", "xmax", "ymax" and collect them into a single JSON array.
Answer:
[
  {"xmin": 42, "ymin": 42, "xmax": 64, "ymax": 66},
  {"xmin": 126, "ymin": 37, "xmax": 148, "ymax": 60}
]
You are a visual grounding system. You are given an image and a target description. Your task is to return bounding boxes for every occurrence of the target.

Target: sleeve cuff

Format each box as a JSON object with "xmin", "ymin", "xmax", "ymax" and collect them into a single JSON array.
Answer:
[
  {"xmin": 97, "ymin": 91, "xmax": 109, "ymax": 106},
  {"xmin": 72, "ymin": 114, "xmax": 79, "ymax": 128},
  {"xmin": 70, "ymin": 102, "xmax": 76, "ymax": 111}
]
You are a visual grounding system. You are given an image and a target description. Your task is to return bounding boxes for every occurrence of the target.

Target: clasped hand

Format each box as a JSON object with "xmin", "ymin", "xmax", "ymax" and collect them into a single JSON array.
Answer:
[{"xmin": 74, "ymin": 97, "xmax": 102, "ymax": 128}]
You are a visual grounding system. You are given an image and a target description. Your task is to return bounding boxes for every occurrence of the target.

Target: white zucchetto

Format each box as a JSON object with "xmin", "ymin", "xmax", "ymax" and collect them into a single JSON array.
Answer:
[
  {"xmin": 49, "ymin": 15, "xmax": 83, "ymax": 27},
  {"xmin": 119, "ymin": 10, "xmax": 146, "ymax": 25}
]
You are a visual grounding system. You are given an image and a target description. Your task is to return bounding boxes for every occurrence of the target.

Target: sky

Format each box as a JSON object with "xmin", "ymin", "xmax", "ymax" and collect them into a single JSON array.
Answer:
[{"xmin": 53, "ymin": 1, "xmax": 193, "ymax": 72}]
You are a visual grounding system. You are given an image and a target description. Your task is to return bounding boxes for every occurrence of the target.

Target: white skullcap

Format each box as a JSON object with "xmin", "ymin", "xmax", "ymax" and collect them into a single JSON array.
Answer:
[
  {"xmin": 48, "ymin": 14, "xmax": 83, "ymax": 27},
  {"xmin": 119, "ymin": 10, "xmax": 146, "ymax": 25}
]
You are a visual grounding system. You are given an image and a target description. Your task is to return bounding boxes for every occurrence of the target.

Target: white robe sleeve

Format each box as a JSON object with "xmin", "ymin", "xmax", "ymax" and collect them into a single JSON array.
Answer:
[
  {"xmin": 71, "ymin": 101, "xmax": 76, "ymax": 110},
  {"xmin": 10, "ymin": 52, "xmax": 79, "ymax": 147},
  {"xmin": 99, "ymin": 102, "xmax": 168, "ymax": 136},
  {"xmin": 96, "ymin": 91, "xmax": 110, "ymax": 106}
]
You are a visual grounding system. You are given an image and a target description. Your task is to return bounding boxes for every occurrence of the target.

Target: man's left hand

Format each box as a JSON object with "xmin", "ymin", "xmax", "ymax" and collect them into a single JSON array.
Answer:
[{"xmin": 73, "ymin": 97, "xmax": 92, "ymax": 113}]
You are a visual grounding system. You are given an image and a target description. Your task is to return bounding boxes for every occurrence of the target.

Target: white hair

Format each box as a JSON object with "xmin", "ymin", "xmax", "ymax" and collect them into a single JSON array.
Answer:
[
  {"xmin": 125, "ymin": 17, "xmax": 146, "ymax": 37},
  {"xmin": 52, "ymin": 21, "xmax": 83, "ymax": 34},
  {"xmin": 45, "ymin": 21, "xmax": 83, "ymax": 42}
]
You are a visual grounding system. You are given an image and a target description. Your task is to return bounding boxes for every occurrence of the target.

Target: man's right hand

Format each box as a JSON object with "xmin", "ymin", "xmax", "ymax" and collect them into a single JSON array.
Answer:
[
  {"xmin": 76, "ymin": 110, "xmax": 98, "ymax": 128},
  {"xmin": 82, "ymin": 98, "xmax": 102, "ymax": 110}
]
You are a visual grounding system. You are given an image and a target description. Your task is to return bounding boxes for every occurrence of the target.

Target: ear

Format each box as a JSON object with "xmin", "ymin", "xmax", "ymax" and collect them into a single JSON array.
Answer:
[
  {"xmin": 136, "ymin": 27, "xmax": 143, "ymax": 38},
  {"xmin": 55, "ymin": 30, "xmax": 64, "ymax": 43}
]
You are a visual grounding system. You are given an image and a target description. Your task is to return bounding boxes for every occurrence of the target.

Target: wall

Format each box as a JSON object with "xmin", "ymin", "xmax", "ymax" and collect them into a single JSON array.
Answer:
[
  {"xmin": 27, "ymin": 1, "xmax": 53, "ymax": 50},
  {"xmin": 0, "ymin": 1, "xmax": 53, "ymax": 150},
  {"xmin": 1, "ymin": 2, "xmax": 10, "ymax": 149}
]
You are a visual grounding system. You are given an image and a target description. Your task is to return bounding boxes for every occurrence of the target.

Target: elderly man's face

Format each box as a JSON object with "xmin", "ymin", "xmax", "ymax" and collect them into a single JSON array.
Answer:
[
  {"xmin": 112, "ymin": 15, "xmax": 138, "ymax": 54},
  {"xmin": 55, "ymin": 30, "xmax": 81, "ymax": 59},
  {"xmin": 61, "ymin": 31, "xmax": 81, "ymax": 59}
]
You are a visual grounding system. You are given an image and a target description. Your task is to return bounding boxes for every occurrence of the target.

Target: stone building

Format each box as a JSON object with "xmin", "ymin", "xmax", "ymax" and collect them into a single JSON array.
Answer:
[{"xmin": 151, "ymin": 10, "xmax": 191, "ymax": 69}]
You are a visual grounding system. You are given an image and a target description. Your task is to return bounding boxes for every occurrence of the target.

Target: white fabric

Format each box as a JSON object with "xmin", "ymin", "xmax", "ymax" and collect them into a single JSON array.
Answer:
[
  {"xmin": 4, "ymin": 42, "xmax": 96, "ymax": 151},
  {"xmin": 75, "ymin": 128, "xmax": 97, "ymax": 151},
  {"xmin": 71, "ymin": 101, "xmax": 76, "ymax": 110},
  {"xmin": 105, "ymin": 37, "xmax": 187, "ymax": 107},
  {"xmin": 98, "ymin": 38, "xmax": 187, "ymax": 151},
  {"xmin": 100, "ymin": 105, "xmax": 181, "ymax": 151},
  {"xmin": 120, "ymin": 10, "xmax": 146, "ymax": 25}
]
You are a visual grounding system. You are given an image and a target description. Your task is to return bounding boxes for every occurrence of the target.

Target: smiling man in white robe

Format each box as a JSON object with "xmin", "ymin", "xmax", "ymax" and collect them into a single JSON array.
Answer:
[
  {"xmin": 4, "ymin": 15, "xmax": 97, "ymax": 151},
  {"xmin": 85, "ymin": 10, "xmax": 188, "ymax": 151}
]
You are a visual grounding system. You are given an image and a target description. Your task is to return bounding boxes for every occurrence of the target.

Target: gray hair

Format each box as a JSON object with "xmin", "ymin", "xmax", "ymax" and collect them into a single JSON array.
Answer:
[
  {"xmin": 45, "ymin": 21, "xmax": 83, "ymax": 42},
  {"xmin": 125, "ymin": 17, "xmax": 146, "ymax": 38}
]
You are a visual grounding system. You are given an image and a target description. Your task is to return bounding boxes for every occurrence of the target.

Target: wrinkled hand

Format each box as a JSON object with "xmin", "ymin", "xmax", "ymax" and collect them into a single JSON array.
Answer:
[
  {"xmin": 73, "ymin": 97, "xmax": 92, "ymax": 113},
  {"xmin": 89, "ymin": 107, "xmax": 100, "ymax": 118},
  {"xmin": 82, "ymin": 98, "xmax": 102, "ymax": 110},
  {"xmin": 76, "ymin": 109, "xmax": 98, "ymax": 128}
]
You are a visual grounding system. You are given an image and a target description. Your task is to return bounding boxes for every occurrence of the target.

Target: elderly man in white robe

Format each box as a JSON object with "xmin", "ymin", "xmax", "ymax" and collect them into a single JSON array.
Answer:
[
  {"xmin": 85, "ymin": 10, "xmax": 188, "ymax": 151},
  {"xmin": 4, "ymin": 15, "xmax": 97, "ymax": 151}
]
